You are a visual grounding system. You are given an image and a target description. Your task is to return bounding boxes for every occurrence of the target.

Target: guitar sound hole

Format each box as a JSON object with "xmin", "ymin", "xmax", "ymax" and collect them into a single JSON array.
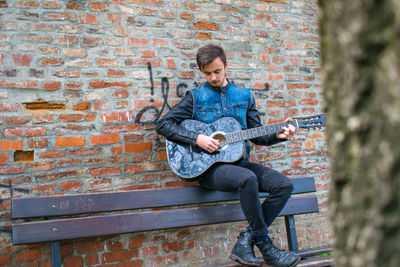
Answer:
[{"xmin": 213, "ymin": 134, "xmax": 226, "ymax": 148}]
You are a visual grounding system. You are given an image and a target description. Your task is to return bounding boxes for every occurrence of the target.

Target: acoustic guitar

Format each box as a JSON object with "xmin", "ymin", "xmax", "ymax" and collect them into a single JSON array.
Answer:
[{"xmin": 166, "ymin": 114, "xmax": 325, "ymax": 180}]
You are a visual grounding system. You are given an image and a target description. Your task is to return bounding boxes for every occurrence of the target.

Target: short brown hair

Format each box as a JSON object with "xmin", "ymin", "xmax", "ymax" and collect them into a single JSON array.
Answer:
[{"xmin": 196, "ymin": 44, "xmax": 227, "ymax": 71}]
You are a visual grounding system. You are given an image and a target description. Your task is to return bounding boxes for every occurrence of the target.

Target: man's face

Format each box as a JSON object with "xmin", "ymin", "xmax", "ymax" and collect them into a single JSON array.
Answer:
[{"xmin": 201, "ymin": 57, "xmax": 228, "ymax": 88}]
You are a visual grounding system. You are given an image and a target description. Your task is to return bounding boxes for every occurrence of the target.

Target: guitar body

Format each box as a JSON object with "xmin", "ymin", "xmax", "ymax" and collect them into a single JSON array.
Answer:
[{"xmin": 166, "ymin": 117, "xmax": 245, "ymax": 180}]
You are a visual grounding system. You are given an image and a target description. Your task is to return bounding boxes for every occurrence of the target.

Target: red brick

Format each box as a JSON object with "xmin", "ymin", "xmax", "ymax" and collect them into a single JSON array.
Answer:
[
  {"xmin": 166, "ymin": 59, "xmax": 176, "ymax": 69},
  {"xmin": 39, "ymin": 46, "xmax": 59, "ymax": 55},
  {"xmin": 125, "ymin": 142, "xmax": 152, "ymax": 153},
  {"xmin": 111, "ymin": 145, "xmax": 122, "ymax": 155},
  {"xmin": 0, "ymin": 254, "xmax": 11, "ymax": 265},
  {"xmin": 185, "ymin": 2, "xmax": 200, "ymax": 10},
  {"xmin": 82, "ymin": 37, "xmax": 102, "ymax": 46},
  {"xmin": 64, "ymin": 256, "xmax": 83, "ymax": 267},
  {"xmin": 0, "ymin": 102, "xmax": 19, "ymax": 112},
  {"xmin": 5, "ymin": 116, "xmax": 31, "ymax": 124},
  {"xmin": 55, "ymin": 136, "xmax": 86, "ymax": 147},
  {"xmin": 299, "ymin": 99, "xmax": 318, "ymax": 106},
  {"xmin": 202, "ymin": 245, "xmax": 221, "ymax": 257},
  {"xmin": 90, "ymin": 133, "xmax": 120, "ymax": 146},
  {"xmin": 267, "ymin": 73, "xmax": 284, "ymax": 80},
  {"xmin": 43, "ymin": 81, "xmax": 61, "ymax": 91},
  {"xmin": 162, "ymin": 241, "xmax": 184, "ymax": 253},
  {"xmin": 107, "ymin": 241, "xmax": 124, "ymax": 251},
  {"xmin": 89, "ymin": 3, "xmax": 107, "ymax": 10},
  {"xmin": 102, "ymin": 124, "xmax": 142, "ymax": 132},
  {"xmin": 59, "ymin": 181, "xmax": 82, "ymax": 191},
  {"xmin": 118, "ymin": 260, "xmax": 143, "ymax": 267},
  {"xmin": 151, "ymin": 38, "xmax": 168, "ymax": 47},
  {"xmin": 59, "ymin": 114, "xmax": 85, "ymax": 122},
  {"xmin": 112, "ymin": 90, "xmax": 129, "ymax": 98},
  {"xmin": 88, "ymin": 178, "xmax": 112, "ymax": 190},
  {"xmin": 125, "ymin": 58, "xmax": 162, "ymax": 67},
  {"xmin": 89, "ymin": 80, "xmax": 132, "ymax": 89},
  {"xmin": 287, "ymin": 84, "xmax": 311, "ymax": 89},
  {"xmin": 69, "ymin": 148, "xmax": 102, "ymax": 156},
  {"xmin": 195, "ymin": 32, "xmax": 212, "ymax": 40},
  {"xmin": 256, "ymin": 13, "xmax": 272, "ymax": 20},
  {"xmin": 142, "ymin": 245, "xmax": 158, "ymax": 256},
  {"xmin": 102, "ymin": 249, "xmax": 139, "ymax": 263},
  {"xmin": 4, "ymin": 126, "xmax": 46, "ymax": 137},
  {"xmin": 100, "ymin": 111, "xmax": 134, "ymax": 123},
  {"xmin": 286, "ymin": 40, "xmax": 299, "ymax": 49},
  {"xmin": 0, "ymin": 153, "xmax": 9, "ymax": 164},
  {"xmin": 96, "ymin": 58, "xmax": 118, "ymax": 67},
  {"xmin": 40, "ymin": 1, "xmax": 59, "ymax": 8},
  {"xmin": 65, "ymin": 81, "xmax": 83, "ymax": 90},
  {"xmin": 158, "ymin": 151, "xmax": 167, "ymax": 161},
  {"xmin": 130, "ymin": 0, "xmax": 164, "ymax": 5},
  {"xmin": 16, "ymin": 249, "xmax": 42, "ymax": 263},
  {"xmin": 85, "ymin": 254, "xmax": 99, "ymax": 265},
  {"xmin": 180, "ymin": 12, "xmax": 194, "ymax": 20},
  {"xmin": 73, "ymin": 102, "xmax": 90, "ymax": 111},
  {"xmin": 44, "ymin": 12, "xmax": 75, "ymax": 21},
  {"xmin": 66, "ymin": 2, "xmax": 80, "ymax": 9},
  {"xmin": 138, "ymin": 6, "xmax": 157, "ymax": 15},
  {"xmin": 39, "ymin": 151, "xmax": 65, "ymax": 159},
  {"xmin": 12, "ymin": 54, "xmax": 31, "ymax": 66},
  {"xmin": 128, "ymin": 38, "xmax": 148, "ymax": 47},
  {"xmin": 140, "ymin": 49, "xmax": 156, "ymax": 58},
  {"xmin": 125, "ymin": 162, "xmax": 163, "ymax": 173},
  {"xmin": 81, "ymin": 14, "xmax": 98, "ymax": 24},
  {"xmin": 76, "ymin": 241, "xmax": 105, "ymax": 254},
  {"xmin": 62, "ymin": 48, "xmax": 86, "ymax": 57},
  {"xmin": 107, "ymin": 69, "xmax": 126, "ymax": 77},
  {"xmin": 193, "ymin": 21, "xmax": 219, "ymax": 30},
  {"xmin": 86, "ymin": 114, "xmax": 96, "ymax": 121},
  {"xmin": 40, "ymin": 58, "xmax": 64, "ymax": 66},
  {"xmin": 89, "ymin": 167, "xmax": 121, "ymax": 177},
  {"xmin": 0, "ymin": 80, "xmax": 38, "ymax": 89},
  {"xmin": 178, "ymin": 71, "xmax": 194, "ymax": 79}
]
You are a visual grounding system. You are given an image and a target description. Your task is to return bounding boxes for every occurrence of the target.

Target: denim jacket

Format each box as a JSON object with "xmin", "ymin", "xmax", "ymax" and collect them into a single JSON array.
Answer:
[{"xmin": 156, "ymin": 81, "xmax": 283, "ymax": 161}]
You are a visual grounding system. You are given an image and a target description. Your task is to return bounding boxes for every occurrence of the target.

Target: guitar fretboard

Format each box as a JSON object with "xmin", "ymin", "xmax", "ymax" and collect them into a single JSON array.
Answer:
[{"xmin": 225, "ymin": 120, "xmax": 298, "ymax": 144}]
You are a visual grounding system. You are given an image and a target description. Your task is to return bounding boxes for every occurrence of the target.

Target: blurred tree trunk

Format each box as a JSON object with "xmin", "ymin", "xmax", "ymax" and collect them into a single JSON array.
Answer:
[{"xmin": 319, "ymin": 0, "xmax": 400, "ymax": 266}]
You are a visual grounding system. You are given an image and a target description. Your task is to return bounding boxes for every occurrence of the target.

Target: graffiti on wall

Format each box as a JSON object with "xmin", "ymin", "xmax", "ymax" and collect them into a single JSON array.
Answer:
[{"xmin": 134, "ymin": 63, "xmax": 172, "ymax": 125}]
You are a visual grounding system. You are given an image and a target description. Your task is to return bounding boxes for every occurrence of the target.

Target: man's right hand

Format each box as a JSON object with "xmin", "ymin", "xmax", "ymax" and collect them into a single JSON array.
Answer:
[{"xmin": 196, "ymin": 134, "xmax": 220, "ymax": 153}]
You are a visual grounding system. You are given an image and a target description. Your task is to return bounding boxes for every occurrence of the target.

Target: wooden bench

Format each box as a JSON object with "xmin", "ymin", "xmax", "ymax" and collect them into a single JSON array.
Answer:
[{"xmin": 11, "ymin": 176, "xmax": 331, "ymax": 267}]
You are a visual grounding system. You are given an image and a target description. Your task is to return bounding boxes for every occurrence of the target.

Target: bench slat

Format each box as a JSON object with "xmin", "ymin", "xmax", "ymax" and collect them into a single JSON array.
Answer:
[
  {"xmin": 12, "ymin": 195, "xmax": 318, "ymax": 244},
  {"xmin": 12, "ymin": 177, "xmax": 316, "ymax": 219}
]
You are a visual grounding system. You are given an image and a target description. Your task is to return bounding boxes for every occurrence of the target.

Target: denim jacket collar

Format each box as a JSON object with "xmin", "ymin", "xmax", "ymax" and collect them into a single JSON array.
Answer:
[{"xmin": 205, "ymin": 79, "xmax": 231, "ymax": 93}]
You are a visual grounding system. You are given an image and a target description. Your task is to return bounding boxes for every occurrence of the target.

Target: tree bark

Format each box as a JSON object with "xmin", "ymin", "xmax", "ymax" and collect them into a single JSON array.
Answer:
[{"xmin": 319, "ymin": 0, "xmax": 400, "ymax": 266}]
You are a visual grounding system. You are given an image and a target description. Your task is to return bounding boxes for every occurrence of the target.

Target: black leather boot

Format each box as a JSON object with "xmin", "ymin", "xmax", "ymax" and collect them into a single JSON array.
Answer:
[
  {"xmin": 229, "ymin": 231, "xmax": 264, "ymax": 266},
  {"xmin": 255, "ymin": 236, "xmax": 300, "ymax": 267}
]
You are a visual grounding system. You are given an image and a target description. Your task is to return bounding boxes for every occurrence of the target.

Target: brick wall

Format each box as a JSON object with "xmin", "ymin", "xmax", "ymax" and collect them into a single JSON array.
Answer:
[{"xmin": 0, "ymin": 0, "xmax": 331, "ymax": 266}]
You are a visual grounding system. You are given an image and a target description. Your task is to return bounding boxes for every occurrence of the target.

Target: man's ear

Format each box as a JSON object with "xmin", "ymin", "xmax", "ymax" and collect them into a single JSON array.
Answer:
[{"xmin": 225, "ymin": 60, "xmax": 228, "ymax": 69}]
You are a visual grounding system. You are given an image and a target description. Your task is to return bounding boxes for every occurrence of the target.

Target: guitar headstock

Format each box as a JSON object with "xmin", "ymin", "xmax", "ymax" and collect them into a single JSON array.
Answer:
[{"xmin": 296, "ymin": 114, "xmax": 325, "ymax": 129}]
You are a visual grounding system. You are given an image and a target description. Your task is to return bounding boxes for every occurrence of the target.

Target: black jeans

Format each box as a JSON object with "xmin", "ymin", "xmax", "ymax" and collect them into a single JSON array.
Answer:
[{"xmin": 199, "ymin": 161, "xmax": 293, "ymax": 238}]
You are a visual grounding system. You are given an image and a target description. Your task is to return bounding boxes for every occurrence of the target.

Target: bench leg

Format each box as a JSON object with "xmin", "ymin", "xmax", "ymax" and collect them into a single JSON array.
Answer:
[
  {"xmin": 285, "ymin": 215, "xmax": 299, "ymax": 252},
  {"xmin": 50, "ymin": 241, "xmax": 61, "ymax": 267}
]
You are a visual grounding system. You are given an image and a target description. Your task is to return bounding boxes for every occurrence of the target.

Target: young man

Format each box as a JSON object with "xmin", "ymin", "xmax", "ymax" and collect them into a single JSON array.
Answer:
[{"xmin": 156, "ymin": 44, "xmax": 300, "ymax": 267}]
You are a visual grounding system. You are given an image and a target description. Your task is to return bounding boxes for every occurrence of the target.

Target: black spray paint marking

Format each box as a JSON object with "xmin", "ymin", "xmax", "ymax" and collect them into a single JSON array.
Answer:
[
  {"xmin": 135, "ymin": 63, "xmax": 173, "ymax": 125},
  {"xmin": 147, "ymin": 62, "xmax": 155, "ymax": 103}
]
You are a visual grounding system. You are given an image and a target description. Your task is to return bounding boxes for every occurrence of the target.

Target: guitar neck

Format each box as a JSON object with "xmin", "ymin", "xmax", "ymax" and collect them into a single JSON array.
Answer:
[{"xmin": 225, "ymin": 120, "xmax": 298, "ymax": 144}]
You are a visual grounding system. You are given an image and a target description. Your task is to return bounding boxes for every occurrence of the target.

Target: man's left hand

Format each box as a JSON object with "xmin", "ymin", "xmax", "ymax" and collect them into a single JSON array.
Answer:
[{"xmin": 276, "ymin": 118, "xmax": 296, "ymax": 139}]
